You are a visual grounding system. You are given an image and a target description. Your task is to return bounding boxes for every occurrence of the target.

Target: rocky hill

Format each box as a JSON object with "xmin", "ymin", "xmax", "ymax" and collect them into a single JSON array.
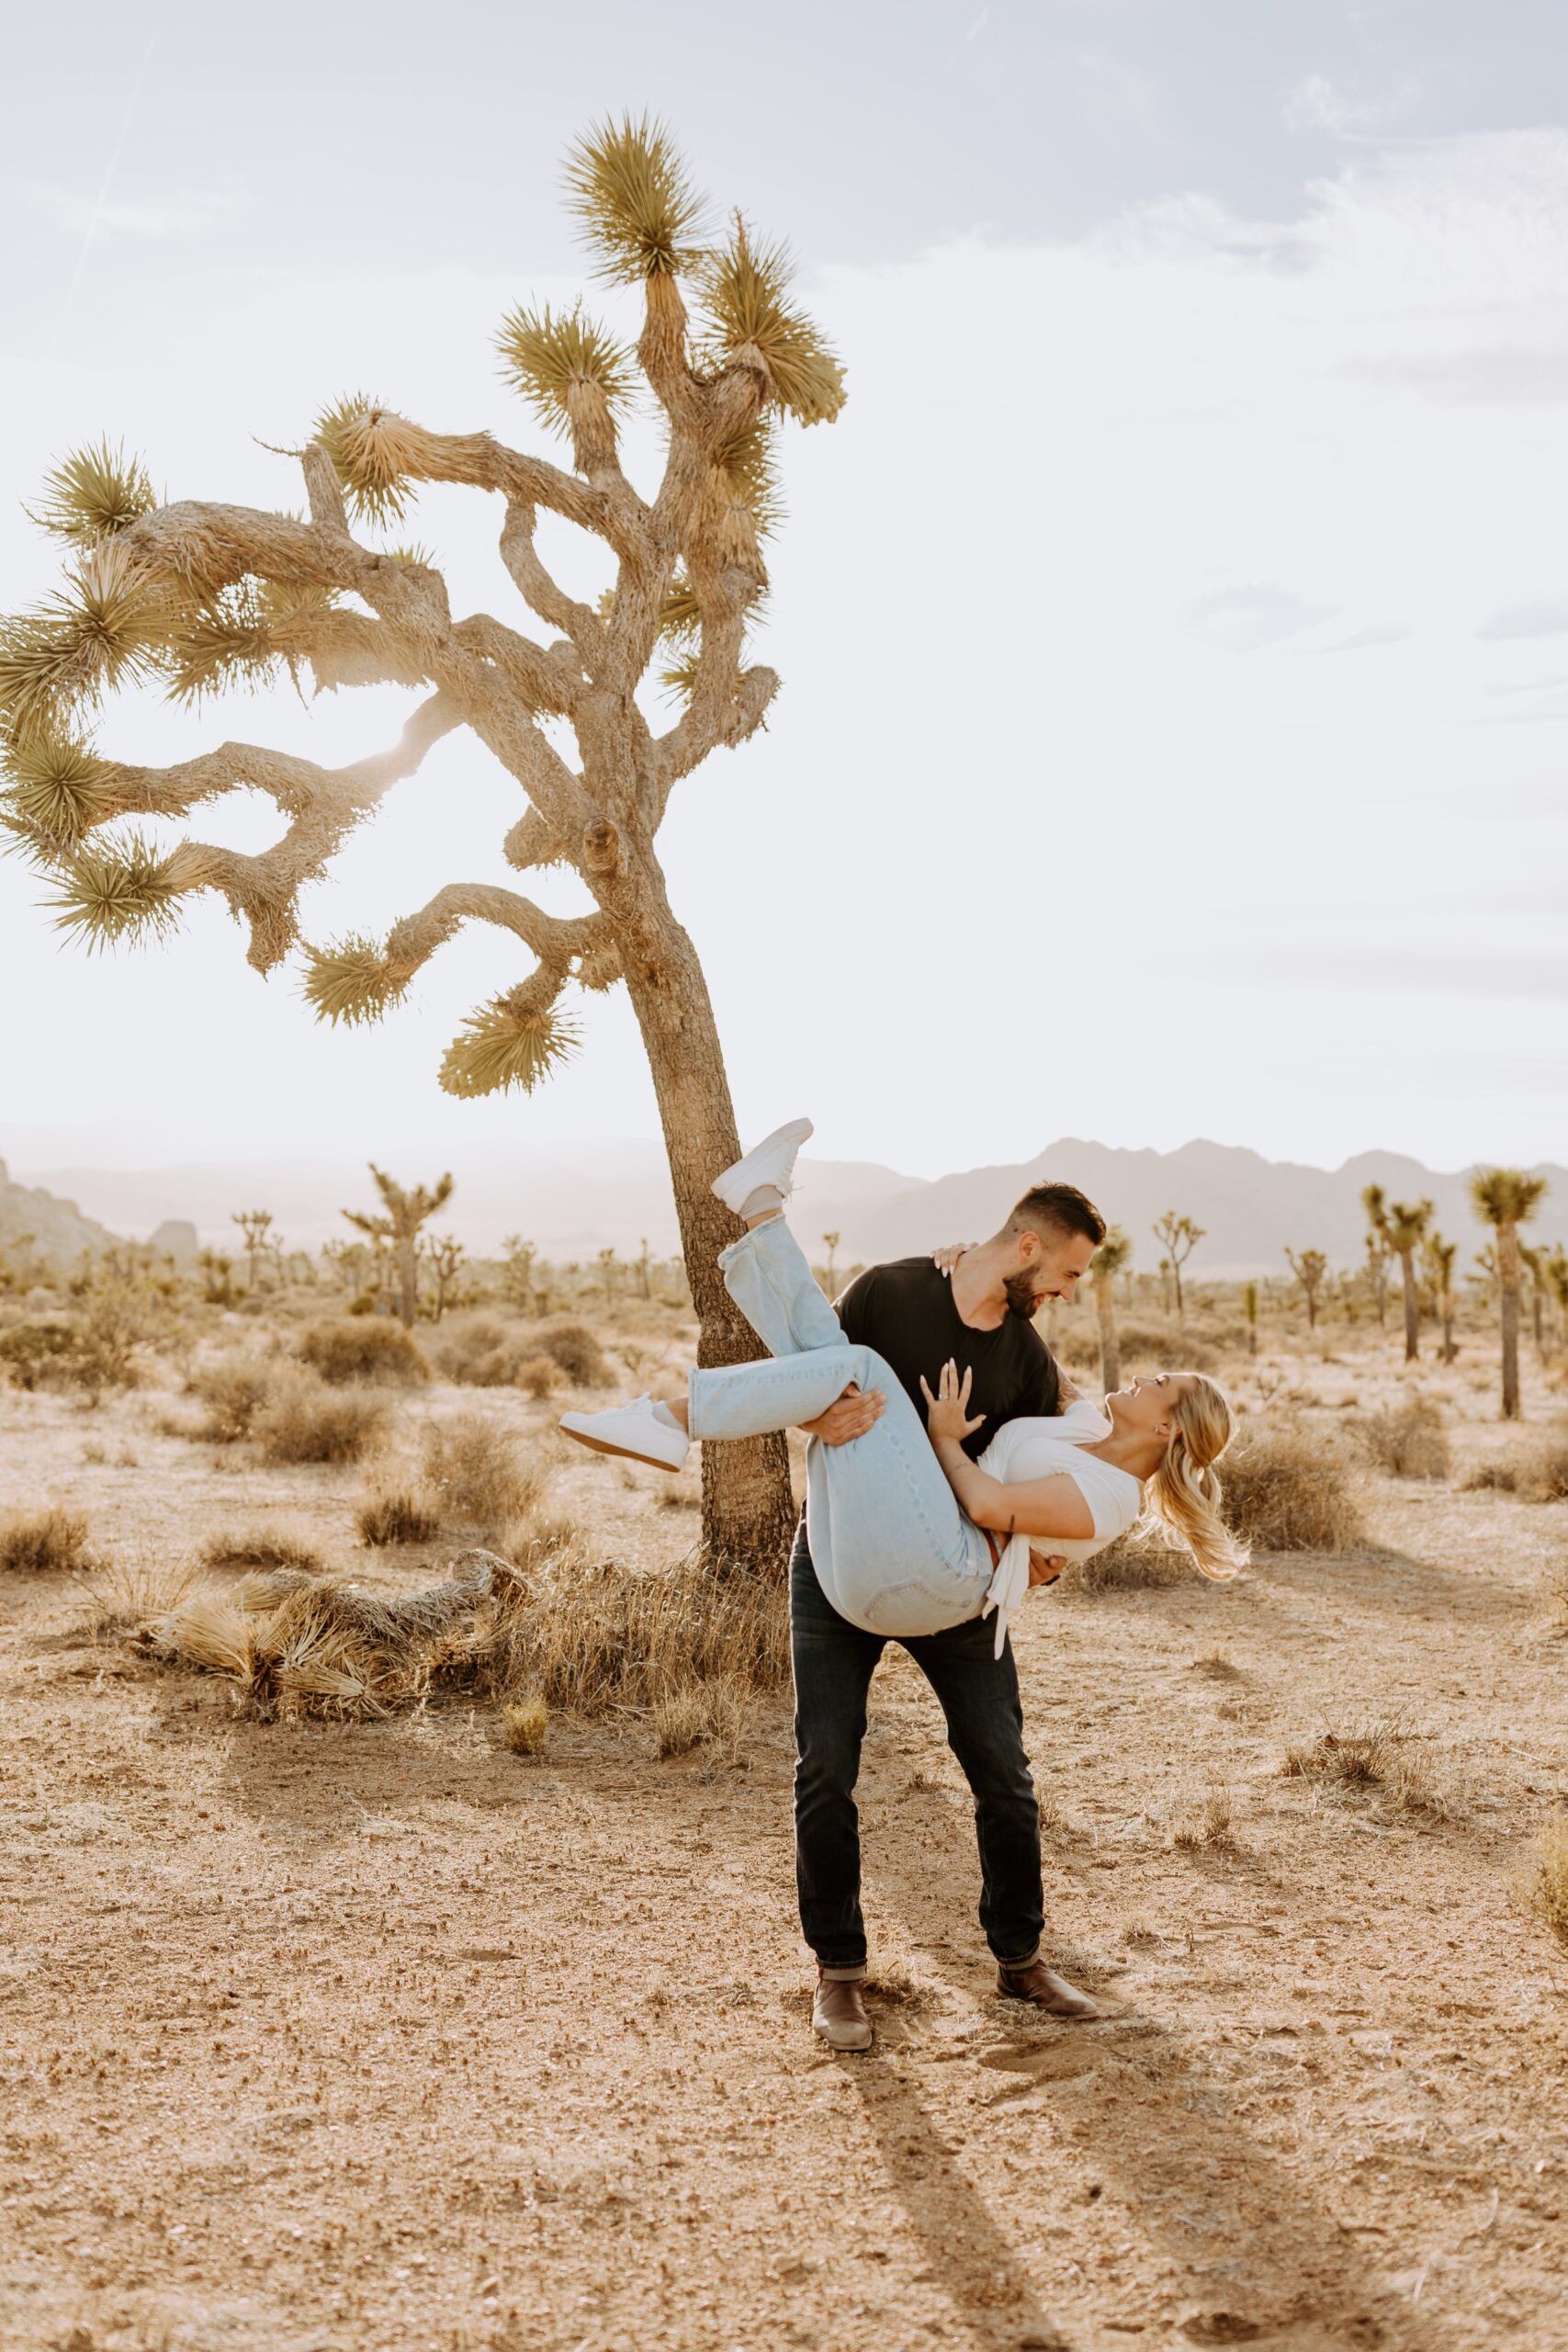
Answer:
[{"xmin": 0, "ymin": 1159, "xmax": 115, "ymax": 1271}]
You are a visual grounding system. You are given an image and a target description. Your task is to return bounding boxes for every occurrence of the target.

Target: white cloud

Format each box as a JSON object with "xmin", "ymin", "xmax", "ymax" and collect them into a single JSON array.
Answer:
[
  {"xmin": 26, "ymin": 180, "xmax": 236, "ymax": 242},
  {"xmin": 1284, "ymin": 73, "xmax": 1418, "ymax": 139}
]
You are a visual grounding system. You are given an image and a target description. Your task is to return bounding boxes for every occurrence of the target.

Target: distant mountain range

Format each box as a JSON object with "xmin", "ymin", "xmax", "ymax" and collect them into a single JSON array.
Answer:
[{"xmin": 5, "ymin": 1136, "xmax": 1562, "ymax": 1278}]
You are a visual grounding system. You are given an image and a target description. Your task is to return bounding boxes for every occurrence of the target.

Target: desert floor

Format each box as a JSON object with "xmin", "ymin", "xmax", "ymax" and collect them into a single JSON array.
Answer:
[{"xmin": 3, "ymin": 1317, "xmax": 1567, "ymax": 2352}]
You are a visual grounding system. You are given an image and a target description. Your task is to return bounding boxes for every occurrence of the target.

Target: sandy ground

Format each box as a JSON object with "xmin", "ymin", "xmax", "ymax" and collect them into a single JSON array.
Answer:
[{"xmin": 4, "ymin": 1330, "xmax": 1568, "ymax": 2352}]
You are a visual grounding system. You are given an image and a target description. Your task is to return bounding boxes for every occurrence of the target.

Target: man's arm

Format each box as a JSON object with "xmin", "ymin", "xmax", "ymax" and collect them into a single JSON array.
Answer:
[{"xmin": 799, "ymin": 1264, "xmax": 884, "ymax": 1446}]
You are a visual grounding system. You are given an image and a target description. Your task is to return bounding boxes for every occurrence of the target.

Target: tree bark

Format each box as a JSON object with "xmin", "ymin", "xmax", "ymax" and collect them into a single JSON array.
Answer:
[
  {"xmin": 1398, "ymin": 1250, "xmax": 1419, "ymax": 1363},
  {"xmin": 1499, "ymin": 1222, "xmax": 1521, "ymax": 1420},
  {"xmin": 616, "ymin": 884, "xmax": 795, "ymax": 1577}
]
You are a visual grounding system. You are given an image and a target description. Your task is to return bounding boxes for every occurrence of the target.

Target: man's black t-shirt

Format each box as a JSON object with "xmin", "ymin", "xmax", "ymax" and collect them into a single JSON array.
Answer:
[{"xmin": 834, "ymin": 1256, "xmax": 1061, "ymax": 1460}]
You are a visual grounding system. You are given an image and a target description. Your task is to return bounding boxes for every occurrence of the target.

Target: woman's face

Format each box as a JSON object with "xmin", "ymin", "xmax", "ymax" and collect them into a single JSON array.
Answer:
[{"xmin": 1106, "ymin": 1370, "xmax": 1192, "ymax": 1441}]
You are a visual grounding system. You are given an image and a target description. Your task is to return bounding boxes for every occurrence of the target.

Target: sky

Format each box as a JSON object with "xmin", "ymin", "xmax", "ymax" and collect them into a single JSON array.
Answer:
[{"xmin": 2, "ymin": 1, "xmax": 1565, "ymax": 1182}]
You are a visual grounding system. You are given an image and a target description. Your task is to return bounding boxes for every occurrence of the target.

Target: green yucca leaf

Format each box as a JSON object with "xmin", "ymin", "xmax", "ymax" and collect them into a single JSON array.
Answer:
[
  {"xmin": 657, "ymin": 652, "xmax": 702, "ymax": 704},
  {"xmin": 0, "ymin": 728, "xmax": 110, "ymax": 846},
  {"xmin": 28, "ymin": 437, "xmax": 158, "ymax": 545},
  {"xmin": 495, "ymin": 301, "xmax": 637, "ymax": 438},
  {"xmin": 300, "ymin": 935, "xmax": 411, "ymax": 1027},
  {"xmin": 313, "ymin": 394, "xmax": 418, "ymax": 526},
  {"xmin": 0, "ymin": 545, "xmax": 175, "ymax": 728},
  {"xmin": 381, "ymin": 545, "xmax": 436, "ymax": 571},
  {"xmin": 697, "ymin": 221, "xmax": 846, "ymax": 425},
  {"xmin": 563, "ymin": 113, "xmax": 707, "ymax": 283},
  {"xmin": 47, "ymin": 829, "xmax": 186, "ymax": 951},
  {"xmin": 438, "ymin": 991, "xmax": 581, "ymax": 1098}
]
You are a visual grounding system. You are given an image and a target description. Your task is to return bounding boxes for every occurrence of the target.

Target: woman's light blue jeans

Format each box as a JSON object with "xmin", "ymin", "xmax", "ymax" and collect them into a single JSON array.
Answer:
[{"xmin": 685, "ymin": 1217, "xmax": 994, "ymax": 1636}]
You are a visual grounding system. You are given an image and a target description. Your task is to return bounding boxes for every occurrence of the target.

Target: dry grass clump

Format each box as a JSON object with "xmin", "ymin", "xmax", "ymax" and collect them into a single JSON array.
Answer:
[
  {"xmin": 1190, "ymin": 1648, "xmax": 1242, "ymax": 1680},
  {"xmin": 253, "ymin": 1369, "xmax": 392, "ymax": 1464},
  {"xmin": 200, "ymin": 1524, "xmax": 323, "ymax": 1575},
  {"xmin": 1171, "ymin": 1783, "xmax": 1240, "ymax": 1855},
  {"xmin": 514, "ymin": 1547, "xmax": 787, "ymax": 1716},
  {"xmin": 1218, "ymin": 1417, "xmax": 1365, "ymax": 1552},
  {"xmin": 297, "ymin": 1318, "xmax": 430, "ymax": 1387},
  {"xmin": 433, "ymin": 1315, "xmax": 547, "ymax": 1389},
  {"xmin": 1280, "ymin": 1721, "xmax": 1450, "ymax": 1819},
  {"xmin": 863, "ymin": 1946, "xmax": 941, "ymax": 2015},
  {"xmin": 501, "ymin": 1693, "xmax": 549, "ymax": 1754},
  {"xmin": 421, "ymin": 1412, "xmax": 547, "ymax": 1535},
  {"xmin": 653, "ymin": 1673, "xmax": 751, "ymax": 1763},
  {"xmin": 355, "ymin": 1477, "xmax": 443, "ymax": 1548},
  {"xmin": 1116, "ymin": 1319, "xmax": 1219, "ymax": 1374},
  {"xmin": 190, "ymin": 1351, "xmax": 278, "ymax": 1441},
  {"xmin": 0, "ymin": 1503, "xmax": 95, "ymax": 1574},
  {"xmin": 1361, "ymin": 1394, "xmax": 1450, "ymax": 1481},
  {"xmin": 1462, "ymin": 1430, "xmax": 1568, "ymax": 1504},
  {"xmin": 1528, "ymin": 1810, "xmax": 1568, "ymax": 1949},
  {"xmin": 514, "ymin": 1353, "xmax": 559, "ymax": 1400},
  {"xmin": 1058, "ymin": 1529, "xmax": 1190, "ymax": 1592}
]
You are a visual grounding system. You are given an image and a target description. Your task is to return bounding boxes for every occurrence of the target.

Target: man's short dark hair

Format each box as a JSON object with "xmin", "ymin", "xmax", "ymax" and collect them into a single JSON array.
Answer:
[{"xmin": 1008, "ymin": 1182, "xmax": 1106, "ymax": 1248}]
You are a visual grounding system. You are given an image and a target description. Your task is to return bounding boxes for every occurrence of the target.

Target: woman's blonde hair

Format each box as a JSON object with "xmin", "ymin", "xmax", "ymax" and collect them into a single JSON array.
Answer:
[{"xmin": 1143, "ymin": 1373, "xmax": 1248, "ymax": 1582}]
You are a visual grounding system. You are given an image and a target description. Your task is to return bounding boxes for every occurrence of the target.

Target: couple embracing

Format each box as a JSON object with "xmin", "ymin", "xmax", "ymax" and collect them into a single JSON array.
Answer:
[{"xmin": 563, "ymin": 1119, "xmax": 1245, "ymax": 2052}]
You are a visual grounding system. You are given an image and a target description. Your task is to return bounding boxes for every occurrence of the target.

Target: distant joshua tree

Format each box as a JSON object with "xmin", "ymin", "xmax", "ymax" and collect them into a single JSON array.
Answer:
[
  {"xmin": 424, "ymin": 1234, "xmax": 467, "ymax": 1322},
  {"xmin": 1360, "ymin": 1185, "xmax": 1391, "ymax": 1328},
  {"xmin": 1152, "ymin": 1212, "xmax": 1204, "ymax": 1324},
  {"xmin": 820, "ymin": 1231, "xmax": 840, "ymax": 1297},
  {"xmin": 1469, "ymin": 1167, "xmax": 1548, "ymax": 1419},
  {"xmin": 597, "ymin": 1245, "xmax": 618, "ymax": 1305},
  {"xmin": 1242, "ymin": 1279, "xmax": 1259, "ymax": 1356},
  {"xmin": 500, "ymin": 1235, "xmax": 536, "ymax": 1315},
  {"xmin": 1283, "ymin": 1247, "xmax": 1328, "ymax": 1331},
  {"xmin": 0, "ymin": 117, "xmax": 842, "ymax": 1571},
  {"xmin": 1091, "ymin": 1225, "xmax": 1131, "ymax": 1390},
  {"xmin": 636, "ymin": 1237, "xmax": 652, "ymax": 1301},
  {"xmin": 344, "ymin": 1165, "xmax": 455, "ymax": 1329},
  {"xmin": 1424, "ymin": 1231, "xmax": 1458, "ymax": 1363},
  {"xmin": 231, "ymin": 1209, "xmax": 275, "ymax": 1295},
  {"xmin": 197, "ymin": 1247, "xmax": 233, "ymax": 1306},
  {"xmin": 1518, "ymin": 1242, "xmax": 1548, "ymax": 1358},
  {"xmin": 1382, "ymin": 1199, "xmax": 1433, "ymax": 1363},
  {"xmin": 1544, "ymin": 1246, "xmax": 1568, "ymax": 1352}
]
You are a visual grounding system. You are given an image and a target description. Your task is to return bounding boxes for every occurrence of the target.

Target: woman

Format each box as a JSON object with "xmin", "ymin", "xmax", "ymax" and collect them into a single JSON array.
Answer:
[{"xmin": 560, "ymin": 1119, "xmax": 1247, "ymax": 1650}]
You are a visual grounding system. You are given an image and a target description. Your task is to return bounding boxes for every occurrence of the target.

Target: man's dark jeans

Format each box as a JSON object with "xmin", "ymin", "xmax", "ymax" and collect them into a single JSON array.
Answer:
[{"xmin": 789, "ymin": 1518, "xmax": 1043, "ymax": 1971}]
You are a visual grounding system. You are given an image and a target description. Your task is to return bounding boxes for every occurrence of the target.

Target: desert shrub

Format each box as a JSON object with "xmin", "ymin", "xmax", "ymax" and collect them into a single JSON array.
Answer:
[
  {"xmin": 1529, "ymin": 1810, "xmax": 1568, "ymax": 1949},
  {"xmin": 297, "ymin": 1319, "xmax": 430, "ymax": 1388},
  {"xmin": 421, "ymin": 1413, "xmax": 547, "ymax": 1535},
  {"xmin": 432, "ymin": 1315, "xmax": 537, "ymax": 1389},
  {"xmin": 501, "ymin": 1693, "xmax": 549, "ymax": 1754},
  {"xmin": 0, "ymin": 1504, "xmax": 94, "ymax": 1574},
  {"xmin": 0, "ymin": 1319, "xmax": 86, "ymax": 1392},
  {"xmin": 1114, "ymin": 1320, "xmax": 1218, "ymax": 1374},
  {"xmin": 513, "ymin": 1353, "xmax": 559, "ymax": 1400},
  {"xmin": 535, "ymin": 1320, "xmax": 607, "ymax": 1388},
  {"xmin": 190, "ymin": 1351, "xmax": 279, "ymax": 1442},
  {"xmin": 201, "ymin": 1525, "xmax": 324, "ymax": 1575},
  {"xmin": 1361, "ymin": 1395, "xmax": 1450, "ymax": 1481},
  {"xmin": 513, "ymin": 1547, "xmax": 787, "ymax": 1716},
  {"xmin": 355, "ymin": 1477, "xmax": 443, "ymax": 1548},
  {"xmin": 253, "ymin": 1370, "xmax": 392, "ymax": 1464},
  {"xmin": 1216, "ymin": 1417, "xmax": 1364, "ymax": 1552},
  {"xmin": 1058, "ymin": 1532, "xmax": 1191, "ymax": 1592},
  {"xmin": 1462, "ymin": 1430, "xmax": 1568, "ymax": 1503},
  {"xmin": 1280, "ymin": 1722, "xmax": 1449, "ymax": 1818}
]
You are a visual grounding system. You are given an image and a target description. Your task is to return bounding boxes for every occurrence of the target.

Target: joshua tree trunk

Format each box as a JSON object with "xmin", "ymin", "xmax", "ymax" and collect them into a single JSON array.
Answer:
[
  {"xmin": 623, "ymin": 911, "xmax": 795, "ymax": 1566},
  {"xmin": 395, "ymin": 1235, "xmax": 419, "ymax": 1330},
  {"xmin": 1398, "ymin": 1249, "xmax": 1419, "ymax": 1363},
  {"xmin": 1498, "ymin": 1222, "xmax": 1522, "ymax": 1420},
  {"xmin": 1096, "ymin": 1283, "xmax": 1120, "ymax": 1393},
  {"xmin": 1440, "ymin": 1295, "xmax": 1456, "ymax": 1363}
]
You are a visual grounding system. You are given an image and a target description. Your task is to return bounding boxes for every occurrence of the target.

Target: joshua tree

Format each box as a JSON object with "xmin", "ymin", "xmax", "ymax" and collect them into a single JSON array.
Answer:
[
  {"xmin": 196, "ymin": 1247, "xmax": 233, "ymax": 1306},
  {"xmin": 1424, "ymin": 1230, "xmax": 1458, "ymax": 1363},
  {"xmin": 500, "ymin": 1235, "xmax": 536, "ymax": 1314},
  {"xmin": 1518, "ymin": 1242, "xmax": 1547, "ymax": 1357},
  {"xmin": 1282, "ymin": 1246, "xmax": 1328, "ymax": 1331},
  {"xmin": 1469, "ymin": 1167, "xmax": 1548, "ymax": 1419},
  {"xmin": 344, "ymin": 1164, "xmax": 455, "ymax": 1329},
  {"xmin": 424, "ymin": 1233, "xmax": 467, "ymax": 1322},
  {"xmin": 1152, "ymin": 1212, "xmax": 1203, "ymax": 1323},
  {"xmin": 635, "ymin": 1237, "xmax": 652, "ymax": 1301},
  {"xmin": 1090, "ymin": 1225, "xmax": 1131, "ymax": 1391},
  {"xmin": 0, "ymin": 119, "xmax": 844, "ymax": 1569},
  {"xmin": 1242, "ymin": 1279, "xmax": 1259, "ymax": 1356},
  {"xmin": 1382, "ymin": 1199, "xmax": 1433, "ymax": 1363},
  {"xmin": 1544, "ymin": 1245, "xmax": 1568, "ymax": 1351},
  {"xmin": 1360, "ymin": 1185, "xmax": 1391, "ymax": 1328},
  {"xmin": 820, "ymin": 1231, "xmax": 840, "ymax": 1296},
  {"xmin": 231, "ymin": 1209, "xmax": 275, "ymax": 1295},
  {"xmin": 1157, "ymin": 1256, "xmax": 1172, "ymax": 1317},
  {"xmin": 597, "ymin": 1245, "xmax": 618, "ymax": 1304}
]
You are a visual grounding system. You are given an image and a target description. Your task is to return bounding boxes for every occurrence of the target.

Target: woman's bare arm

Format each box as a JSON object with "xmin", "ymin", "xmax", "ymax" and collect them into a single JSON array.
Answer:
[{"xmin": 919, "ymin": 1360, "xmax": 1096, "ymax": 1540}]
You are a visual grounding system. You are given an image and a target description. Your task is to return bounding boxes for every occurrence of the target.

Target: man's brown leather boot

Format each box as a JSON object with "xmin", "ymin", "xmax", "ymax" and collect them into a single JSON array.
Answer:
[
  {"xmin": 812, "ymin": 1970, "xmax": 874, "ymax": 2052},
  {"xmin": 996, "ymin": 1956, "xmax": 1100, "ymax": 2019}
]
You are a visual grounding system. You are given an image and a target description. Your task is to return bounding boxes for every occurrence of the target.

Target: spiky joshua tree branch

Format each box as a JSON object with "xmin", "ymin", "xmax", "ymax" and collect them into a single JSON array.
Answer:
[{"xmin": 1, "ymin": 118, "xmax": 847, "ymax": 1569}]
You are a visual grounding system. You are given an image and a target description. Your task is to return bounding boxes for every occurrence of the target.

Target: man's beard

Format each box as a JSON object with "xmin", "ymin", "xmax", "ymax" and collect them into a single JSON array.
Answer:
[{"xmin": 1003, "ymin": 1271, "xmax": 1046, "ymax": 1317}]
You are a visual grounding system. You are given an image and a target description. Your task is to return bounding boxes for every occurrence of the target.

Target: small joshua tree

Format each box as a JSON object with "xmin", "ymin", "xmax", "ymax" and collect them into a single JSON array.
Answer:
[
  {"xmin": 820, "ymin": 1230, "xmax": 840, "ymax": 1297},
  {"xmin": 1469, "ymin": 1167, "xmax": 1548, "ymax": 1419},
  {"xmin": 1424, "ymin": 1230, "xmax": 1458, "ymax": 1363},
  {"xmin": 344, "ymin": 1164, "xmax": 454, "ymax": 1329},
  {"xmin": 1283, "ymin": 1246, "xmax": 1327, "ymax": 1332},
  {"xmin": 197, "ymin": 1247, "xmax": 233, "ymax": 1306},
  {"xmin": 1242, "ymin": 1279, "xmax": 1259, "ymax": 1355},
  {"xmin": 1382, "ymin": 1199, "xmax": 1433, "ymax": 1364},
  {"xmin": 1091, "ymin": 1225, "xmax": 1131, "ymax": 1390},
  {"xmin": 424, "ymin": 1233, "xmax": 467, "ymax": 1322},
  {"xmin": 231, "ymin": 1208, "xmax": 275, "ymax": 1295},
  {"xmin": 1152, "ymin": 1212, "xmax": 1203, "ymax": 1324},
  {"xmin": 1519, "ymin": 1242, "xmax": 1548, "ymax": 1358},
  {"xmin": 500, "ymin": 1234, "xmax": 536, "ymax": 1314},
  {"xmin": 1360, "ymin": 1185, "xmax": 1392, "ymax": 1329},
  {"xmin": 0, "ymin": 118, "xmax": 841, "ymax": 1570},
  {"xmin": 1544, "ymin": 1245, "xmax": 1568, "ymax": 1353}
]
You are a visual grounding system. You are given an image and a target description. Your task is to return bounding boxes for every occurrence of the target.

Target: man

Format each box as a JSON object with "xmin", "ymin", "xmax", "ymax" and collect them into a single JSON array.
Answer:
[{"xmin": 794, "ymin": 1182, "xmax": 1107, "ymax": 2053}]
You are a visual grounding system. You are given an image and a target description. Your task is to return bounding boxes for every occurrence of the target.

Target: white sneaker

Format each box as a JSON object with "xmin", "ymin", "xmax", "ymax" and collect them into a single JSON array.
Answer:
[
  {"xmin": 558, "ymin": 1396, "xmax": 690, "ymax": 1473},
  {"xmin": 711, "ymin": 1116, "xmax": 815, "ymax": 1216}
]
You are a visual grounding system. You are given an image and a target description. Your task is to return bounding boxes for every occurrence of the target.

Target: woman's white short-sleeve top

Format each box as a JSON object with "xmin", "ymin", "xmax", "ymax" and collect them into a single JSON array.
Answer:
[{"xmin": 978, "ymin": 1398, "xmax": 1142, "ymax": 1563}]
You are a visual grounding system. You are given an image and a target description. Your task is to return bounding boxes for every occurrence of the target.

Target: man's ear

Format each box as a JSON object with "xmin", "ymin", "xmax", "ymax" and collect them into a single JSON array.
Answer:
[{"xmin": 1014, "ymin": 1228, "xmax": 1040, "ymax": 1266}]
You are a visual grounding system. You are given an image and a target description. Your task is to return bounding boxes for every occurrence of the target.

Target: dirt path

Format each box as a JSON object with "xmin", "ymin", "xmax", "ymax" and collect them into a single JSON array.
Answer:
[{"xmin": 4, "ymin": 1368, "xmax": 1568, "ymax": 2352}]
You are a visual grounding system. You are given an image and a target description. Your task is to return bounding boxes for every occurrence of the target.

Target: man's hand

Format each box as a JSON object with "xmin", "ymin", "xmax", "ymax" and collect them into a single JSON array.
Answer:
[
  {"xmin": 1028, "ymin": 1550, "xmax": 1067, "ymax": 1587},
  {"xmin": 799, "ymin": 1381, "xmax": 885, "ymax": 1446}
]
